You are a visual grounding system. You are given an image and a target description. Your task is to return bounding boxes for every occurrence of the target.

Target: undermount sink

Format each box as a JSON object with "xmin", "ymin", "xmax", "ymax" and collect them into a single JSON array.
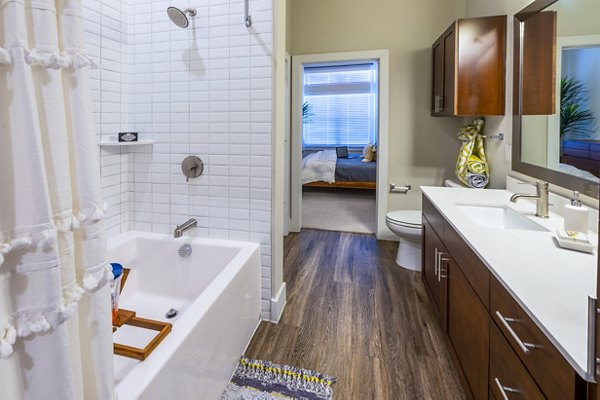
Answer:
[{"xmin": 456, "ymin": 204, "xmax": 549, "ymax": 232}]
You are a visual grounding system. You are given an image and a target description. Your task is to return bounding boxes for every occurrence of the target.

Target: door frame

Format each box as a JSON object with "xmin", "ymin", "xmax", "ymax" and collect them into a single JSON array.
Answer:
[
  {"xmin": 284, "ymin": 52, "xmax": 292, "ymax": 236},
  {"xmin": 289, "ymin": 50, "xmax": 390, "ymax": 238}
]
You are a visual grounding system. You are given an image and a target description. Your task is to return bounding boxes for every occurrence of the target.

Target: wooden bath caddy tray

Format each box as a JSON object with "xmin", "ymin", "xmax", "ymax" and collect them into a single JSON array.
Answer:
[{"xmin": 112, "ymin": 309, "xmax": 172, "ymax": 361}]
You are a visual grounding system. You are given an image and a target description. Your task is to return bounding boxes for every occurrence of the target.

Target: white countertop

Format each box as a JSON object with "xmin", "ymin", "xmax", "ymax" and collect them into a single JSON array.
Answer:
[{"xmin": 421, "ymin": 186, "xmax": 597, "ymax": 380}]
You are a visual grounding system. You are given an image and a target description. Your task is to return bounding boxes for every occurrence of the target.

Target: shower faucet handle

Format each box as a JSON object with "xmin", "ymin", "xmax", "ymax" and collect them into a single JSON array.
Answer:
[
  {"xmin": 181, "ymin": 156, "xmax": 203, "ymax": 183},
  {"xmin": 185, "ymin": 165, "xmax": 197, "ymax": 182}
]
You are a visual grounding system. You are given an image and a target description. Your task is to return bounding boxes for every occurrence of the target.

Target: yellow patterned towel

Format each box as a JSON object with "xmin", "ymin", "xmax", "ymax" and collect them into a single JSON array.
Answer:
[{"xmin": 455, "ymin": 118, "xmax": 489, "ymax": 188}]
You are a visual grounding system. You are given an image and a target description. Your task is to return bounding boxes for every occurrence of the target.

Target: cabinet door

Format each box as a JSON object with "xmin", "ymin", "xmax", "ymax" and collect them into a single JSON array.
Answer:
[
  {"xmin": 431, "ymin": 24, "xmax": 455, "ymax": 116},
  {"xmin": 490, "ymin": 320, "xmax": 544, "ymax": 400},
  {"xmin": 447, "ymin": 258, "xmax": 489, "ymax": 400},
  {"xmin": 431, "ymin": 39, "xmax": 444, "ymax": 114},
  {"xmin": 422, "ymin": 216, "xmax": 445, "ymax": 328},
  {"xmin": 441, "ymin": 26, "xmax": 456, "ymax": 115},
  {"xmin": 522, "ymin": 11, "xmax": 556, "ymax": 115},
  {"xmin": 593, "ymin": 209, "xmax": 600, "ymax": 399},
  {"xmin": 455, "ymin": 16, "xmax": 506, "ymax": 116}
]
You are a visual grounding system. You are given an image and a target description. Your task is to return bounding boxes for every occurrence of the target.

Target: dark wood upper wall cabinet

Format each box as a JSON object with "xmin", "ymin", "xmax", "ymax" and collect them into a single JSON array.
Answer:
[
  {"xmin": 431, "ymin": 15, "xmax": 507, "ymax": 117},
  {"xmin": 520, "ymin": 11, "xmax": 557, "ymax": 115}
]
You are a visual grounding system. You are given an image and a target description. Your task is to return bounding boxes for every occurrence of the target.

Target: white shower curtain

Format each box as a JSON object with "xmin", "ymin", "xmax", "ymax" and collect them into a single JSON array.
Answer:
[{"xmin": 0, "ymin": 0, "xmax": 114, "ymax": 399}]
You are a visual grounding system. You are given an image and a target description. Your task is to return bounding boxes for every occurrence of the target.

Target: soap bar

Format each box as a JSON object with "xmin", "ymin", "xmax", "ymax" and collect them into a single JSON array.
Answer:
[
  {"xmin": 555, "ymin": 230, "xmax": 595, "ymax": 253},
  {"xmin": 556, "ymin": 230, "xmax": 589, "ymax": 243}
]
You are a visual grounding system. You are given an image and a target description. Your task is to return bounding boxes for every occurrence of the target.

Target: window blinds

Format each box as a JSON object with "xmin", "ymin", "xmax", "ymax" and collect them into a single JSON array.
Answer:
[{"xmin": 302, "ymin": 62, "xmax": 379, "ymax": 148}]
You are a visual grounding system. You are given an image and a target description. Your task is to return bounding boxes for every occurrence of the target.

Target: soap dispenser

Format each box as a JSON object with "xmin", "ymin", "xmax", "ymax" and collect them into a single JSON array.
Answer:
[{"xmin": 563, "ymin": 191, "xmax": 589, "ymax": 233}]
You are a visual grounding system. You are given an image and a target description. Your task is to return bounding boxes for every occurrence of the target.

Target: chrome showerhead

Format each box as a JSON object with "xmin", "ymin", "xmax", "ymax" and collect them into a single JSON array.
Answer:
[{"xmin": 167, "ymin": 6, "xmax": 197, "ymax": 28}]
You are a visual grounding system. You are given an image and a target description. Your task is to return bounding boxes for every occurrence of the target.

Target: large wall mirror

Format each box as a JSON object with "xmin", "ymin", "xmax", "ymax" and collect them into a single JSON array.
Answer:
[{"xmin": 513, "ymin": 0, "xmax": 600, "ymax": 199}]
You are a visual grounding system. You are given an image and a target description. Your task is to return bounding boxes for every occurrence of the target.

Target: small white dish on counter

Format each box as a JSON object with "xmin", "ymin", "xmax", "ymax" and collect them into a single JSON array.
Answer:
[{"xmin": 555, "ymin": 230, "xmax": 595, "ymax": 253}]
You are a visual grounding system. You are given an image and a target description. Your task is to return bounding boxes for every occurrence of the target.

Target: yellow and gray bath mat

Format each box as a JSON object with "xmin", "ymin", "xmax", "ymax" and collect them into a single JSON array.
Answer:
[{"xmin": 222, "ymin": 358, "xmax": 336, "ymax": 400}]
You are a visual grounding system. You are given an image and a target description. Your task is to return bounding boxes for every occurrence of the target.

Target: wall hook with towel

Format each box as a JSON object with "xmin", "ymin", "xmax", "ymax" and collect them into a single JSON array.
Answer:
[
  {"xmin": 482, "ymin": 133, "xmax": 504, "ymax": 140},
  {"xmin": 390, "ymin": 183, "xmax": 412, "ymax": 194},
  {"xmin": 459, "ymin": 132, "xmax": 504, "ymax": 141}
]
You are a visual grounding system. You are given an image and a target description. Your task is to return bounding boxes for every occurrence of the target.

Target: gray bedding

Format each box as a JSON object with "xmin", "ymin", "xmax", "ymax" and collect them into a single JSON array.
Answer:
[{"xmin": 335, "ymin": 157, "xmax": 376, "ymax": 182}]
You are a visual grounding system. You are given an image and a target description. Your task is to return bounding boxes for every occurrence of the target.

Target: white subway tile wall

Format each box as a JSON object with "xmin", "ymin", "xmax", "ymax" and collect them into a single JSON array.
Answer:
[
  {"xmin": 82, "ymin": 0, "xmax": 274, "ymax": 318},
  {"xmin": 83, "ymin": 0, "xmax": 130, "ymax": 238}
]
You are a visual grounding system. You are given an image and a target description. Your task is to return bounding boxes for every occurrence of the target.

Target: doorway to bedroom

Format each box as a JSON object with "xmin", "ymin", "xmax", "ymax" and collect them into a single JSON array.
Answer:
[{"xmin": 289, "ymin": 51, "xmax": 390, "ymax": 236}]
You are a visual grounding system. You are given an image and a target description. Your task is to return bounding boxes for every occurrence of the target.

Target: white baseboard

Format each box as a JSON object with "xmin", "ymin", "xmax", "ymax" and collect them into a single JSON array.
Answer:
[
  {"xmin": 270, "ymin": 283, "xmax": 287, "ymax": 323},
  {"xmin": 377, "ymin": 232, "xmax": 398, "ymax": 242}
]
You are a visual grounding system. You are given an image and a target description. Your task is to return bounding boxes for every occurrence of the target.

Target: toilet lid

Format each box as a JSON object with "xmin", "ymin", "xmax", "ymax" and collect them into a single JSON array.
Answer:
[{"xmin": 386, "ymin": 210, "xmax": 422, "ymax": 227}]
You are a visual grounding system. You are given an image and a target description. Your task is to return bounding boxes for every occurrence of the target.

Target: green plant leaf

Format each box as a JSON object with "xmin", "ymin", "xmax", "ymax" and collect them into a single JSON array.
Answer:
[{"xmin": 560, "ymin": 76, "xmax": 596, "ymax": 137}]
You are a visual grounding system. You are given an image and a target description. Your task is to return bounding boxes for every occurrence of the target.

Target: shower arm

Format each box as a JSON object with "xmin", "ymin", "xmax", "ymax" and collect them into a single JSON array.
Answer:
[{"xmin": 245, "ymin": 0, "xmax": 252, "ymax": 27}]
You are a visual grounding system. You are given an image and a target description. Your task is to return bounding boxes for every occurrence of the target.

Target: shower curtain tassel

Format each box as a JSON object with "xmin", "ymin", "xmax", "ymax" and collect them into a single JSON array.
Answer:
[
  {"xmin": 0, "ymin": 47, "xmax": 11, "ymax": 65},
  {"xmin": 29, "ymin": 316, "xmax": 50, "ymax": 334},
  {"xmin": 0, "ymin": 325, "xmax": 16, "ymax": 359},
  {"xmin": 41, "ymin": 229, "xmax": 56, "ymax": 250}
]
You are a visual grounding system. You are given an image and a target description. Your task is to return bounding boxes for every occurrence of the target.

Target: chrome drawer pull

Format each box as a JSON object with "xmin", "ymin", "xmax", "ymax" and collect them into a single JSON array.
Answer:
[
  {"xmin": 436, "ymin": 250, "xmax": 445, "ymax": 278},
  {"xmin": 434, "ymin": 248, "xmax": 439, "ymax": 276},
  {"xmin": 438, "ymin": 257, "xmax": 449, "ymax": 281},
  {"xmin": 495, "ymin": 311, "xmax": 536, "ymax": 354},
  {"xmin": 494, "ymin": 378, "xmax": 520, "ymax": 400},
  {"xmin": 588, "ymin": 296, "xmax": 597, "ymax": 378}
]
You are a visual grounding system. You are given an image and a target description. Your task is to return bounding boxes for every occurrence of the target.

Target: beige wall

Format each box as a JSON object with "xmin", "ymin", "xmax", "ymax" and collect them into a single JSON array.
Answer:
[
  {"xmin": 290, "ymin": 0, "xmax": 467, "ymax": 225},
  {"xmin": 549, "ymin": 0, "xmax": 600, "ymax": 37},
  {"xmin": 285, "ymin": 0, "xmax": 292, "ymax": 53}
]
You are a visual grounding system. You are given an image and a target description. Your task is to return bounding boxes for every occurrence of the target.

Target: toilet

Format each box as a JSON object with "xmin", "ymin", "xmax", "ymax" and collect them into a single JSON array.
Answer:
[{"xmin": 386, "ymin": 179, "xmax": 462, "ymax": 271}]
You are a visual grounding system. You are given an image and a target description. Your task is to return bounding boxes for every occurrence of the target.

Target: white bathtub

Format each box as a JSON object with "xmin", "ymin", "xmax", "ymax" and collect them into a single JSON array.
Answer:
[{"xmin": 107, "ymin": 231, "xmax": 262, "ymax": 400}]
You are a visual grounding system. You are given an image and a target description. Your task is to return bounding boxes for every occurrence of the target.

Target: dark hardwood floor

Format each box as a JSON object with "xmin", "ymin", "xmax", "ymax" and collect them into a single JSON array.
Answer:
[{"xmin": 245, "ymin": 229, "xmax": 466, "ymax": 399}]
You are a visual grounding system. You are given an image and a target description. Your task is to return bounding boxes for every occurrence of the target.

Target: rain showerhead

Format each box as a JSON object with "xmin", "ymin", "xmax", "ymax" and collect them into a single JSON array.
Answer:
[{"xmin": 167, "ymin": 6, "xmax": 197, "ymax": 28}]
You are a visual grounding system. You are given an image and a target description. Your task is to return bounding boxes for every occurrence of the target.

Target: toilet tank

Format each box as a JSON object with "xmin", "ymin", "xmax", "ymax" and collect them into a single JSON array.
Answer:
[{"xmin": 444, "ymin": 179, "xmax": 463, "ymax": 188}]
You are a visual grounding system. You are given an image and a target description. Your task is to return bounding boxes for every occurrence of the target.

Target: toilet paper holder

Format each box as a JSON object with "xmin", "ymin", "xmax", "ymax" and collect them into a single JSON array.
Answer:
[{"xmin": 390, "ymin": 183, "xmax": 411, "ymax": 194}]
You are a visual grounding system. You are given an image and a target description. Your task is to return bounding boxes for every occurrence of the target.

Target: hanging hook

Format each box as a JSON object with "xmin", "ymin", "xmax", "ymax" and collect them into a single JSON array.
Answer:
[
  {"xmin": 482, "ymin": 133, "xmax": 504, "ymax": 140},
  {"xmin": 459, "ymin": 133, "xmax": 504, "ymax": 142}
]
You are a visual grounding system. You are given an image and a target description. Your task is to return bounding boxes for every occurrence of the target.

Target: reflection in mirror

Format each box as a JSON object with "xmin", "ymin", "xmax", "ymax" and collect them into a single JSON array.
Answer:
[{"xmin": 515, "ymin": 0, "xmax": 600, "ymax": 197}]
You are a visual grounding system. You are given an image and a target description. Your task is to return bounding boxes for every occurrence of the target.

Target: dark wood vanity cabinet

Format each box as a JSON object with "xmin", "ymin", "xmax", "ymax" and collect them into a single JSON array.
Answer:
[
  {"xmin": 422, "ymin": 216, "xmax": 447, "ymax": 328},
  {"xmin": 422, "ymin": 200, "xmax": 488, "ymax": 398},
  {"xmin": 489, "ymin": 320, "xmax": 545, "ymax": 400},
  {"xmin": 490, "ymin": 276, "xmax": 583, "ymax": 399},
  {"xmin": 447, "ymin": 256, "xmax": 489, "ymax": 400},
  {"xmin": 431, "ymin": 15, "xmax": 507, "ymax": 117},
  {"xmin": 422, "ymin": 196, "xmax": 587, "ymax": 399}
]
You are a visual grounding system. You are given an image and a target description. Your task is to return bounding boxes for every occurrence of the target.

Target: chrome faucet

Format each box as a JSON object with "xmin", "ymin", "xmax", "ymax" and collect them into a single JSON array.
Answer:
[
  {"xmin": 509, "ymin": 181, "xmax": 550, "ymax": 218},
  {"xmin": 173, "ymin": 218, "xmax": 197, "ymax": 238}
]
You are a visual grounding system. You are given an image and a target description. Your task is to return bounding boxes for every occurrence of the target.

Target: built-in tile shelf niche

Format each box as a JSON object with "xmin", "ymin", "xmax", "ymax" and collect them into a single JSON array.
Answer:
[{"xmin": 98, "ymin": 139, "xmax": 154, "ymax": 147}]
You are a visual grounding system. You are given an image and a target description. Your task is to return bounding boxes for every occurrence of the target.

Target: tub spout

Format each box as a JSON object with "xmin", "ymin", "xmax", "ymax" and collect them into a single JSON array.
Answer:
[{"xmin": 174, "ymin": 218, "xmax": 197, "ymax": 238}]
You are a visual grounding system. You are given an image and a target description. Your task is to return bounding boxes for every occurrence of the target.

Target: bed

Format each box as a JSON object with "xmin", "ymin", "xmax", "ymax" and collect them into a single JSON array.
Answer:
[
  {"xmin": 560, "ymin": 140, "xmax": 600, "ymax": 181},
  {"xmin": 302, "ymin": 150, "xmax": 377, "ymax": 189}
]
